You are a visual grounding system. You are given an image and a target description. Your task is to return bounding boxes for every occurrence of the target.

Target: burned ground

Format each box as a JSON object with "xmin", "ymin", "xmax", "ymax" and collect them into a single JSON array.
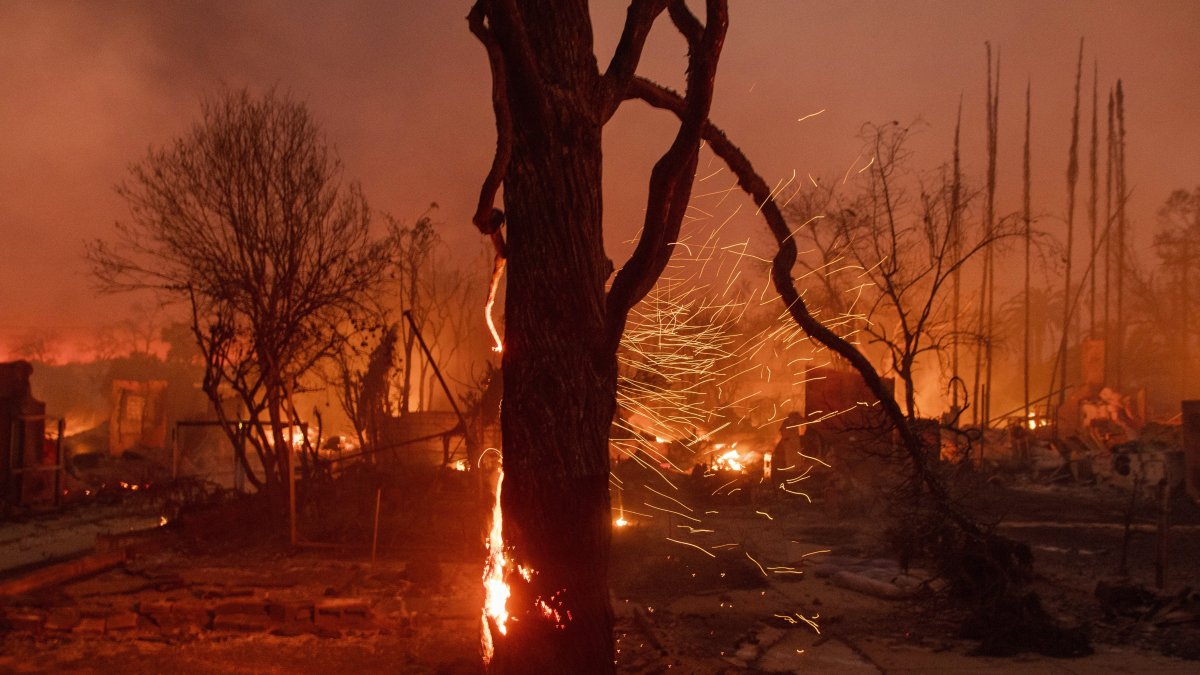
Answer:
[{"xmin": 2, "ymin": 465, "xmax": 1197, "ymax": 673}]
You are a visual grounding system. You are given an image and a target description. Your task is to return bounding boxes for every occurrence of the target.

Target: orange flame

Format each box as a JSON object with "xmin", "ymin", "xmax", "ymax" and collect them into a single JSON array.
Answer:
[
  {"xmin": 482, "ymin": 468, "xmax": 508, "ymax": 663},
  {"xmin": 713, "ymin": 448, "xmax": 745, "ymax": 472},
  {"xmin": 486, "ymin": 255, "xmax": 506, "ymax": 353}
]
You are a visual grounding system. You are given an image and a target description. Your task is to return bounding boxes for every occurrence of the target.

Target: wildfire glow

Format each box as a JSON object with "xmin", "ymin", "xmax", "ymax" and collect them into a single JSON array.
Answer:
[
  {"xmin": 482, "ymin": 468, "xmax": 509, "ymax": 663},
  {"xmin": 712, "ymin": 448, "xmax": 745, "ymax": 472}
]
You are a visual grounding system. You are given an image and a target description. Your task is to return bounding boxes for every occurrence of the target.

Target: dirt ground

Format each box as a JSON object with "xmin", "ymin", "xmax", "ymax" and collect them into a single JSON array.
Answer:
[{"xmin": 1, "ymin": 471, "xmax": 1198, "ymax": 674}]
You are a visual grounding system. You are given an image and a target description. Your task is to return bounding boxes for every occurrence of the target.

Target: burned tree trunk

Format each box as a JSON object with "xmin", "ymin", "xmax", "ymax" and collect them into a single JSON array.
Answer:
[
  {"xmin": 494, "ymin": 23, "xmax": 616, "ymax": 666},
  {"xmin": 469, "ymin": 2, "xmax": 727, "ymax": 671}
]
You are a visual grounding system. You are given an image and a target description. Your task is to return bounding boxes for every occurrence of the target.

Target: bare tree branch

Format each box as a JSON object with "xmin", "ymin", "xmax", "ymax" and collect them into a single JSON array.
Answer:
[
  {"xmin": 600, "ymin": 0, "xmax": 668, "ymax": 120},
  {"xmin": 605, "ymin": 0, "xmax": 728, "ymax": 350},
  {"xmin": 467, "ymin": 1, "xmax": 512, "ymax": 258}
]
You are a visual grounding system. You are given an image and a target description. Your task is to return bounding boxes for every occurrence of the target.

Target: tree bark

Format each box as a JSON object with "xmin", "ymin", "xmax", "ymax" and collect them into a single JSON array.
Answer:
[
  {"xmin": 486, "ymin": 3, "xmax": 615, "ymax": 671},
  {"xmin": 470, "ymin": 3, "xmax": 725, "ymax": 670}
]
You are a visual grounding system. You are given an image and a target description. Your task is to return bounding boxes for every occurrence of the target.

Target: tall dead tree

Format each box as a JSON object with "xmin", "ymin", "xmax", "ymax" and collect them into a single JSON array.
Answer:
[
  {"xmin": 1088, "ymin": 61, "xmax": 1099, "ymax": 336},
  {"xmin": 468, "ymin": 2, "xmax": 727, "ymax": 671},
  {"xmin": 89, "ymin": 90, "xmax": 395, "ymax": 513},
  {"xmin": 1023, "ymin": 81, "xmax": 1033, "ymax": 419},
  {"xmin": 951, "ymin": 101, "xmax": 964, "ymax": 415},
  {"xmin": 1104, "ymin": 89, "xmax": 1115, "ymax": 382},
  {"xmin": 1114, "ymin": 80, "xmax": 1128, "ymax": 388},
  {"xmin": 1054, "ymin": 40, "xmax": 1084, "ymax": 409},
  {"xmin": 973, "ymin": 44, "xmax": 999, "ymax": 431}
]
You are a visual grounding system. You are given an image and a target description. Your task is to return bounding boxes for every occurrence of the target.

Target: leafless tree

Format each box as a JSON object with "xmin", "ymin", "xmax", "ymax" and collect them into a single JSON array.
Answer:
[
  {"xmin": 1151, "ymin": 186, "xmax": 1200, "ymax": 401},
  {"xmin": 88, "ymin": 89, "xmax": 396, "ymax": 512},
  {"xmin": 9, "ymin": 327, "xmax": 61, "ymax": 365},
  {"xmin": 788, "ymin": 121, "xmax": 1012, "ymax": 422},
  {"xmin": 389, "ymin": 211, "xmax": 439, "ymax": 413}
]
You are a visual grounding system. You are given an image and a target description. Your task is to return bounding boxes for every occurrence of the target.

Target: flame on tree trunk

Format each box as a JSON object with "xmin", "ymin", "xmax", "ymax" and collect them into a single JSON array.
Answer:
[{"xmin": 468, "ymin": 1, "xmax": 728, "ymax": 671}]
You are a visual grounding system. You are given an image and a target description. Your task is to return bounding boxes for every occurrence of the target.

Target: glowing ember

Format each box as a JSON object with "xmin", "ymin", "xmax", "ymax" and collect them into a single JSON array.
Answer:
[
  {"xmin": 481, "ymin": 468, "xmax": 508, "ymax": 663},
  {"xmin": 450, "ymin": 458, "xmax": 469, "ymax": 472}
]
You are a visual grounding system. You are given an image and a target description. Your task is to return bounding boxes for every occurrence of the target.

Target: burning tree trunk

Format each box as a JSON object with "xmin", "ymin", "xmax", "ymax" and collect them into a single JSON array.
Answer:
[{"xmin": 468, "ymin": 2, "xmax": 727, "ymax": 671}]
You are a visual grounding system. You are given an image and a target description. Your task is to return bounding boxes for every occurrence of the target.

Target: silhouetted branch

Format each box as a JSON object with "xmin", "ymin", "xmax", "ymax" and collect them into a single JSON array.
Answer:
[
  {"xmin": 601, "ymin": 0, "xmax": 669, "ymax": 120},
  {"xmin": 605, "ymin": 0, "xmax": 727, "ymax": 351}
]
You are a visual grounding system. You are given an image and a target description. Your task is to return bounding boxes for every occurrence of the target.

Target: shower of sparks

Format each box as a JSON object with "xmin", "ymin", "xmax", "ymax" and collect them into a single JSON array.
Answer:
[{"xmin": 594, "ymin": 149, "xmax": 899, "ymax": 664}]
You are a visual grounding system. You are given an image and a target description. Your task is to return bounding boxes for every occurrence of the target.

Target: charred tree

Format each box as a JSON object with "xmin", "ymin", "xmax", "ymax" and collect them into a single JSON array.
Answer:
[
  {"xmin": 88, "ymin": 90, "xmax": 395, "ymax": 513},
  {"xmin": 1104, "ymin": 89, "xmax": 1115, "ymax": 383},
  {"xmin": 468, "ymin": 2, "xmax": 727, "ymax": 671},
  {"xmin": 1023, "ymin": 81, "xmax": 1033, "ymax": 419},
  {"xmin": 1114, "ymin": 80, "xmax": 1128, "ymax": 389},
  {"xmin": 1088, "ymin": 61, "xmax": 1099, "ymax": 336},
  {"xmin": 1053, "ymin": 40, "xmax": 1084, "ymax": 409}
]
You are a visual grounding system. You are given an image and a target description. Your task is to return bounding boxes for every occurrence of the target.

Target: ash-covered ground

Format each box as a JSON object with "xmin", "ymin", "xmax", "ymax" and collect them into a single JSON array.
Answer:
[{"xmin": 1, "ymin": 468, "xmax": 1198, "ymax": 674}]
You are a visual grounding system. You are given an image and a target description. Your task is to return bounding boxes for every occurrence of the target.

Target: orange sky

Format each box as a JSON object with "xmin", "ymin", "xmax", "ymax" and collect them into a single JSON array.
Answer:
[{"xmin": 2, "ymin": 1, "xmax": 1198, "ymax": 358}]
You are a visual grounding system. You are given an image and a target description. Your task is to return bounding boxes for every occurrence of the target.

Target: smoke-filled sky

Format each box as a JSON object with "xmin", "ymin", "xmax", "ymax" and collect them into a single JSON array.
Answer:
[{"xmin": 2, "ymin": 0, "xmax": 1198, "ymax": 359}]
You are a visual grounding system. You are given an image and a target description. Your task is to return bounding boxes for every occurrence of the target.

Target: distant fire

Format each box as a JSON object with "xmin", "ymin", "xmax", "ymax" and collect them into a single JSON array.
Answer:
[
  {"xmin": 712, "ymin": 443, "xmax": 757, "ymax": 473},
  {"xmin": 713, "ymin": 449, "xmax": 744, "ymax": 472}
]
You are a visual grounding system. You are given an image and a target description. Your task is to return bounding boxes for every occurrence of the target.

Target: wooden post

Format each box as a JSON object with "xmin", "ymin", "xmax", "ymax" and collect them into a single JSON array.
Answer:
[
  {"xmin": 1182, "ymin": 400, "xmax": 1200, "ymax": 503},
  {"xmin": 1155, "ymin": 478, "xmax": 1169, "ymax": 590},
  {"xmin": 1023, "ymin": 80, "xmax": 1033, "ymax": 423},
  {"xmin": 287, "ymin": 433, "xmax": 297, "ymax": 547},
  {"xmin": 54, "ymin": 418, "xmax": 64, "ymax": 507},
  {"xmin": 371, "ymin": 487, "xmax": 382, "ymax": 564}
]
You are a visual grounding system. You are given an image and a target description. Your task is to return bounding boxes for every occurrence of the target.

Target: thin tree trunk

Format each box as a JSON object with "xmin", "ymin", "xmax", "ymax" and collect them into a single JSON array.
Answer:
[
  {"xmin": 1114, "ymin": 80, "xmax": 1127, "ymax": 389},
  {"xmin": 983, "ymin": 48, "xmax": 1000, "ymax": 433},
  {"xmin": 951, "ymin": 100, "xmax": 963, "ymax": 415},
  {"xmin": 1023, "ymin": 81, "xmax": 1032, "ymax": 420},
  {"xmin": 1104, "ymin": 89, "xmax": 1114, "ymax": 384},
  {"xmin": 1088, "ymin": 61, "xmax": 1099, "ymax": 337},
  {"xmin": 1055, "ymin": 39, "xmax": 1084, "ymax": 410}
]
